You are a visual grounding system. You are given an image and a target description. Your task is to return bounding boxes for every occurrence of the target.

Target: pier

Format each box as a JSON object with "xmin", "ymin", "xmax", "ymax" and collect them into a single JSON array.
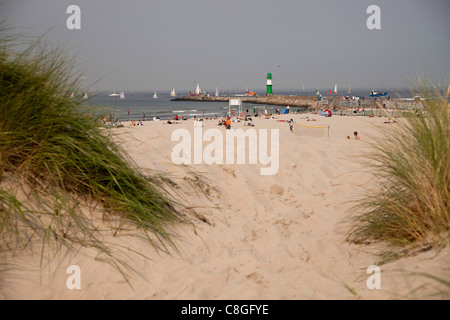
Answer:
[{"xmin": 171, "ymin": 94, "xmax": 321, "ymax": 108}]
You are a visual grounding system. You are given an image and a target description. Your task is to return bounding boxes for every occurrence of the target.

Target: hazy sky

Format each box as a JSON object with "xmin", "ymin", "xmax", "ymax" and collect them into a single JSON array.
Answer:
[{"xmin": 2, "ymin": 0, "xmax": 449, "ymax": 92}]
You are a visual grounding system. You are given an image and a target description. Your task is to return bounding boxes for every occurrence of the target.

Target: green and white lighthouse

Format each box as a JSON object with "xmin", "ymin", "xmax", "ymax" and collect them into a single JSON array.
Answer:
[{"xmin": 266, "ymin": 73, "xmax": 273, "ymax": 95}]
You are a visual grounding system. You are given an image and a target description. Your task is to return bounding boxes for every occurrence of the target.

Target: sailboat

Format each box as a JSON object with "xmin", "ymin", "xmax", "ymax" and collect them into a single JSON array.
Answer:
[
  {"xmin": 82, "ymin": 92, "xmax": 88, "ymax": 99},
  {"xmin": 170, "ymin": 88, "xmax": 176, "ymax": 97},
  {"xmin": 120, "ymin": 91, "xmax": 125, "ymax": 99},
  {"xmin": 334, "ymin": 83, "xmax": 338, "ymax": 95},
  {"xmin": 215, "ymin": 87, "xmax": 219, "ymax": 97},
  {"xmin": 195, "ymin": 83, "xmax": 201, "ymax": 95},
  {"xmin": 302, "ymin": 84, "xmax": 305, "ymax": 92},
  {"xmin": 370, "ymin": 81, "xmax": 387, "ymax": 97},
  {"xmin": 153, "ymin": 91, "xmax": 158, "ymax": 99},
  {"xmin": 348, "ymin": 84, "xmax": 351, "ymax": 94},
  {"xmin": 109, "ymin": 88, "xmax": 120, "ymax": 97}
]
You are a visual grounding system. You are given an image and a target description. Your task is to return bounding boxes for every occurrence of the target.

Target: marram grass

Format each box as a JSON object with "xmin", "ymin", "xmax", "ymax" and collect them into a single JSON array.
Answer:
[
  {"xmin": 0, "ymin": 26, "xmax": 186, "ymax": 272},
  {"xmin": 347, "ymin": 80, "xmax": 450, "ymax": 260}
]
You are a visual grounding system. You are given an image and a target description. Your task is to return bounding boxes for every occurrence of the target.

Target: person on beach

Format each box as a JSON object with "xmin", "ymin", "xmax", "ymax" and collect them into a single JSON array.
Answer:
[
  {"xmin": 289, "ymin": 119, "xmax": 294, "ymax": 133},
  {"xmin": 384, "ymin": 118, "xmax": 397, "ymax": 124},
  {"xmin": 354, "ymin": 131, "xmax": 360, "ymax": 140},
  {"xmin": 225, "ymin": 117, "xmax": 231, "ymax": 130}
]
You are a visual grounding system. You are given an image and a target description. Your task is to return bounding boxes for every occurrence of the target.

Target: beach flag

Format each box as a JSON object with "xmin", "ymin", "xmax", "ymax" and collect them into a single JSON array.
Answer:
[{"xmin": 329, "ymin": 90, "xmax": 332, "ymax": 95}]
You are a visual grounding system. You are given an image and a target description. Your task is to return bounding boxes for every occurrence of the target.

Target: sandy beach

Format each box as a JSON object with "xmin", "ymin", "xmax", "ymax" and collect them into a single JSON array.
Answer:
[{"xmin": 1, "ymin": 113, "xmax": 449, "ymax": 300}]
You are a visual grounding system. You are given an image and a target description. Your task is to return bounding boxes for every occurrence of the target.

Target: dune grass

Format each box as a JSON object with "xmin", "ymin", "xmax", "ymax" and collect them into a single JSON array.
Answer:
[
  {"xmin": 0, "ymin": 25, "xmax": 186, "ymax": 271},
  {"xmin": 347, "ymin": 81, "xmax": 450, "ymax": 261}
]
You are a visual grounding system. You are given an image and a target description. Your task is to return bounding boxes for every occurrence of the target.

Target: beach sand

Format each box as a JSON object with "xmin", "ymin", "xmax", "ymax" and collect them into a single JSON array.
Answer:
[{"xmin": 1, "ymin": 113, "xmax": 449, "ymax": 300}]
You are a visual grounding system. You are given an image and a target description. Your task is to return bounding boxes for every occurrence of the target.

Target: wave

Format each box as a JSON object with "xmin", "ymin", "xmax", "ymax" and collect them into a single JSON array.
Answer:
[{"xmin": 172, "ymin": 110, "xmax": 198, "ymax": 114}]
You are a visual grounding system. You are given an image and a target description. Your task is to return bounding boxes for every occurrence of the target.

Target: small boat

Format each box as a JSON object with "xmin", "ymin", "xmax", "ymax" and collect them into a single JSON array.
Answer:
[
  {"xmin": 153, "ymin": 91, "xmax": 158, "ymax": 99},
  {"xmin": 109, "ymin": 88, "xmax": 120, "ymax": 97},
  {"xmin": 334, "ymin": 83, "xmax": 338, "ymax": 95},
  {"xmin": 82, "ymin": 92, "xmax": 88, "ymax": 99},
  {"xmin": 370, "ymin": 81, "xmax": 387, "ymax": 97},
  {"xmin": 215, "ymin": 87, "xmax": 219, "ymax": 97},
  {"xmin": 370, "ymin": 90, "xmax": 387, "ymax": 97},
  {"xmin": 170, "ymin": 88, "xmax": 176, "ymax": 97},
  {"xmin": 120, "ymin": 91, "xmax": 125, "ymax": 99},
  {"xmin": 348, "ymin": 84, "xmax": 351, "ymax": 94}
]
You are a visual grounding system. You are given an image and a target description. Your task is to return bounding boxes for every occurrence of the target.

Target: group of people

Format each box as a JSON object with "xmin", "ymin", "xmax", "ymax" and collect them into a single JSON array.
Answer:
[
  {"xmin": 217, "ymin": 117, "xmax": 232, "ymax": 129},
  {"xmin": 130, "ymin": 120, "xmax": 144, "ymax": 126},
  {"xmin": 102, "ymin": 117, "xmax": 124, "ymax": 128}
]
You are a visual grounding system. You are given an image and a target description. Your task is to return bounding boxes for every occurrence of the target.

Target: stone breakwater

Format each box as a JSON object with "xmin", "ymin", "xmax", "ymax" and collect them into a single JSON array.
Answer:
[
  {"xmin": 171, "ymin": 94, "xmax": 424, "ymax": 113},
  {"xmin": 171, "ymin": 94, "xmax": 322, "ymax": 108}
]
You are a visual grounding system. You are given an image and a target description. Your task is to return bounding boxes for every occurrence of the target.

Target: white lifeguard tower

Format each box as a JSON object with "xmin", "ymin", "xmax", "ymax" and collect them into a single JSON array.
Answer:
[{"xmin": 229, "ymin": 98, "xmax": 242, "ymax": 117}]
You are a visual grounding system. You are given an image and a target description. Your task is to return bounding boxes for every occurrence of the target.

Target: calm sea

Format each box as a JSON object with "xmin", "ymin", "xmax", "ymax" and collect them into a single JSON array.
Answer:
[{"xmin": 85, "ymin": 88, "xmax": 413, "ymax": 121}]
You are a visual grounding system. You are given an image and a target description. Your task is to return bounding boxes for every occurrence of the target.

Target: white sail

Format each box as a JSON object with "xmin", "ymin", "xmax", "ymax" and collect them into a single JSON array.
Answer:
[
  {"xmin": 120, "ymin": 91, "xmax": 125, "ymax": 99},
  {"xmin": 170, "ymin": 88, "xmax": 176, "ymax": 96},
  {"xmin": 348, "ymin": 84, "xmax": 351, "ymax": 94},
  {"xmin": 195, "ymin": 83, "xmax": 201, "ymax": 95},
  {"xmin": 334, "ymin": 83, "xmax": 338, "ymax": 94},
  {"xmin": 215, "ymin": 87, "xmax": 219, "ymax": 97},
  {"xmin": 153, "ymin": 91, "xmax": 158, "ymax": 99},
  {"xmin": 82, "ymin": 92, "xmax": 88, "ymax": 99}
]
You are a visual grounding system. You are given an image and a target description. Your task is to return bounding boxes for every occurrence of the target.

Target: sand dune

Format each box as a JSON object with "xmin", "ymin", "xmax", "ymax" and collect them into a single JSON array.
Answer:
[{"xmin": 1, "ymin": 113, "xmax": 448, "ymax": 300}]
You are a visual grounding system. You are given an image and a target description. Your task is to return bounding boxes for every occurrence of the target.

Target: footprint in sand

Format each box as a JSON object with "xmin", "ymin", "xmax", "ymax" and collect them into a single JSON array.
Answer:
[
  {"xmin": 270, "ymin": 185, "xmax": 284, "ymax": 197},
  {"xmin": 246, "ymin": 272, "xmax": 268, "ymax": 287},
  {"xmin": 222, "ymin": 166, "xmax": 236, "ymax": 178}
]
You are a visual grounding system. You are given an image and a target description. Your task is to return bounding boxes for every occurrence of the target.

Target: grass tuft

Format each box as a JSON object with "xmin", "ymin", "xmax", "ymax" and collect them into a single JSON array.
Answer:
[
  {"xmin": 347, "ymin": 79, "xmax": 450, "ymax": 260},
  {"xmin": 0, "ymin": 24, "xmax": 186, "ymax": 273}
]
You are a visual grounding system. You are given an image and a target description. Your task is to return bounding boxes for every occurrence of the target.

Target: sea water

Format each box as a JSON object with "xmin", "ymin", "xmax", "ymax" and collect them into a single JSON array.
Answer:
[
  {"xmin": 85, "ymin": 88, "xmax": 414, "ymax": 121},
  {"xmin": 86, "ymin": 90, "xmax": 230, "ymax": 121}
]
